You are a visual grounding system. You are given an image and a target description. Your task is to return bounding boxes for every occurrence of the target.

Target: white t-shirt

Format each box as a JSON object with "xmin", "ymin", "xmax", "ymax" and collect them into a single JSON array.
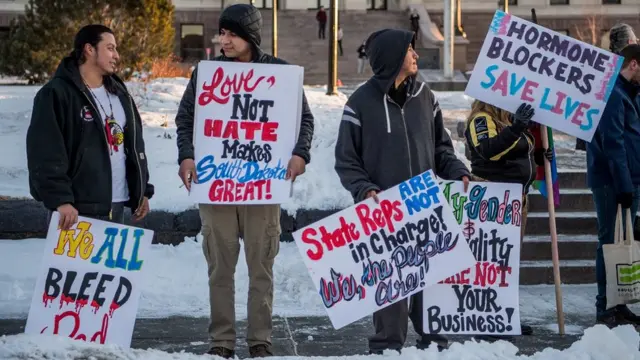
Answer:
[{"xmin": 88, "ymin": 86, "xmax": 130, "ymax": 203}]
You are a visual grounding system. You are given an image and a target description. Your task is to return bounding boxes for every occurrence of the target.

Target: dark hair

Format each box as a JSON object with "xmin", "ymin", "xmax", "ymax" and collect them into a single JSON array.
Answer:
[
  {"xmin": 621, "ymin": 44, "xmax": 640, "ymax": 69},
  {"xmin": 70, "ymin": 24, "xmax": 114, "ymax": 65},
  {"xmin": 609, "ymin": 23, "xmax": 636, "ymax": 54},
  {"xmin": 70, "ymin": 24, "xmax": 117, "ymax": 93}
]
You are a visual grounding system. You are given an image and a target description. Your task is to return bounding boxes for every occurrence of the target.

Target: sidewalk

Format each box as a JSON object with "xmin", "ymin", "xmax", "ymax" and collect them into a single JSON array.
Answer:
[{"xmin": 0, "ymin": 315, "xmax": 588, "ymax": 358}]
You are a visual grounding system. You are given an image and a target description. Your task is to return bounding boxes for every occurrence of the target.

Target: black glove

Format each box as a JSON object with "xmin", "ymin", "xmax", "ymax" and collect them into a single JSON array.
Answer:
[
  {"xmin": 511, "ymin": 103, "xmax": 535, "ymax": 134},
  {"xmin": 534, "ymin": 148, "xmax": 554, "ymax": 166},
  {"xmin": 617, "ymin": 192, "xmax": 633, "ymax": 209}
]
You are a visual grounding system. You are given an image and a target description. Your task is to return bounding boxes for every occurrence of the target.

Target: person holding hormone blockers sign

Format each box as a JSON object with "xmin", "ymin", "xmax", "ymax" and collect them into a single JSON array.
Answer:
[
  {"xmin": 587, "ymin": 44, "xmax": 640, "ymax": 329},
  {"xmin": 174, "ymin": 4, "xmax": 314, "ymax": 359},
  {"xmin": 334, "ymin": 29, "xmax": 470, "ymax": 354},
  {"xmin": 463, "ymin": 100, "xmax": 553, "ymax": 342}
]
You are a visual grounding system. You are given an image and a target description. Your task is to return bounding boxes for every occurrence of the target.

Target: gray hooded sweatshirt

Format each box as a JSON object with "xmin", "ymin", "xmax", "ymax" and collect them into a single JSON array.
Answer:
[{"xmin": 334, "ymin": 29, "xmax": 470, "ymax": 203}]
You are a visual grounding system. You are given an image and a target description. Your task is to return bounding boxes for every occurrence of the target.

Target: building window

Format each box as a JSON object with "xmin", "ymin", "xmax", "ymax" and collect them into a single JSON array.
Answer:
[
  {"xmin": 550, "ymin": 0, "xmax": 569, "ymax": 4},
  {"xmin": 180, "ymin": 24, "xmax": 204, "ymax": 62},
  {"xmin": 256, "ymin": 0, "xmax": 282, "ymax": 9},
  {"xmin": 367, "ymin": 0, "xmax": 387, "ymax": 10},
  {"xmin": 602, "ymin": 0, "xmax": 621, "ymax": 3},
  {"xmin": 498, "ymin": 0, "xmax": 517, "ymax": 5}
]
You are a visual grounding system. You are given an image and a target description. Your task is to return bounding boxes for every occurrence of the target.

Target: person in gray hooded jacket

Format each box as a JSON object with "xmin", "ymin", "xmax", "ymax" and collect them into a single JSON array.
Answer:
[{"xmin": 334, "ymin": 28, "xmax": 470, "ymax": 354}]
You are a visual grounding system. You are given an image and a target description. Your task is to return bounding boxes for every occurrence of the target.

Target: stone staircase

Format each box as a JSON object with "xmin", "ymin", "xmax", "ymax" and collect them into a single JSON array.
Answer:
[
  {"xmin": 521, "ymin": 170, "xmax": 598, "ymax": 285},
  {"xmin": 257, "ymin": 9, "xmax": 412, "ymax": 85}
]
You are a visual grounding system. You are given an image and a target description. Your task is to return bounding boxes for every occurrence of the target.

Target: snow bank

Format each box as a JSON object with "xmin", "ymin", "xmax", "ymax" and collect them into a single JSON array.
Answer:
[{"xmin": 1, "ymin": 325, "xmax": 638, "ymax": 359}]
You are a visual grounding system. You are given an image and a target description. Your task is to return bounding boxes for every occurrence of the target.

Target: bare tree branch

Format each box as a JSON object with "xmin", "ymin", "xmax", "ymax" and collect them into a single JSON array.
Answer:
[{"xmin": 573, "ymin": 14, "xmax": 603, "ymax": 46}]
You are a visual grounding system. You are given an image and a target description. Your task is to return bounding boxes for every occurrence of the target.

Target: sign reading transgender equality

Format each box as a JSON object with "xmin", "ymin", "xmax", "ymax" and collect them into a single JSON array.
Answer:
[
  {"xmin": 293, "ymin": 170, "xmax": 476, "ymax": 329},
  {"xmin": 24, "ymin": 213, "xmax": 153, "ymax": 347},
  {"xmin": 423, "ymin": 181, "xmax": 522, "ymax": 336},
  {"xmin": 191, "ymin": 61, "xmax": 304, "ymax": 204},
  {"xmin": 465, "ymin": 10, "xmax": 622, "ymax": 142}
]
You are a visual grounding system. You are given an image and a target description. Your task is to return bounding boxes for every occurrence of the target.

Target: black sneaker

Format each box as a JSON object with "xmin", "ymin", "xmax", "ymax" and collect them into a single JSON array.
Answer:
[
  {"xmin": 249, "ymin": 344, "xmax": 274, "ymax": 358},
  {"xmin": 521, "ymin": 324, "xmax": 533, "ymax": 335},
  {"xmin": 597, "ymin": 309, "xmax": 636, "ymax": 329},
  {"xmin": 616, "ymin": 305, "xmax": 640, "ymax": 326},
  {"xmin": 417, "ymin": 334, "xmax": 448, "ymax": 351},
  {"xmin": 207, "ymin": 346, "xmax": 235, "ymax": 359}
]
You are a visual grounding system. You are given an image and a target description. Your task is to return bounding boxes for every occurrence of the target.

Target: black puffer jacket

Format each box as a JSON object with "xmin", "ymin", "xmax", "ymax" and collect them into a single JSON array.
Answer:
[{"xmin": 175, "ymin": 4, "xmax": 315, "ymax": 165}]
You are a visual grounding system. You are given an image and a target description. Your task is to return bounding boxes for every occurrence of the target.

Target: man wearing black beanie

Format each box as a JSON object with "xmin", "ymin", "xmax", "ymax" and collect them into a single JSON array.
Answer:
[{"xmin": 175, "ymin": 4, "xmax": 315, "ymax": 359}]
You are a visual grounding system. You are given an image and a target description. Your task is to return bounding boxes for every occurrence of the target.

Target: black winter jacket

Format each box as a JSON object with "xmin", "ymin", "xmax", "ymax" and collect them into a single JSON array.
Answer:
[
  {"xmin": 175, "ymin": 4, "xmax": 315, "ymax": 166},
  {"xmin": 334, "ymin": 29, "xmax": 469, "ymax": 202},
  {"xmin": 464, "ymin": 111, "xmax": 535, "ymax": 192},
  {"xmin": 26, "ymin": 56, "xmax": 154, "ymax": 216}
]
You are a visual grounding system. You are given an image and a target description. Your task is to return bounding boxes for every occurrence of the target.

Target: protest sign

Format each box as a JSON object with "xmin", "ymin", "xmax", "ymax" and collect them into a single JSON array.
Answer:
[
  {"xmin": 293, "ymin": 170, "xmax": 477, "ymax": 329},
  {"xmin": 465, "ymin": 10, "xmax": 622, "ymax": 142},
  {"xmin": 422, "ymin": 180, "xmax": 522, "ymax": 335},
  {"xmin": 24, "ymin": 213, "xmax": 153, "ymax": 347},
  {"xmin": 191, "ymin": 61, "xmax": 304, "ymax": 204}
]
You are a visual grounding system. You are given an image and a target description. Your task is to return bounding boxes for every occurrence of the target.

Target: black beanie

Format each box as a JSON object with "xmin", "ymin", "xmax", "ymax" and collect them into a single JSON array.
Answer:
[{"xmin": 219, "ymin": 4, "xmax": 262, "ymax": 48}]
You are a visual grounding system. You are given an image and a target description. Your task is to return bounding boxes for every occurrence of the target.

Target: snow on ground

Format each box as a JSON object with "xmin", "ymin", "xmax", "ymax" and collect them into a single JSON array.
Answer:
[
  {"xmin": 0, "ymin": 76, "xmax": 29, "ymax": 85},
  {"xmin": 0, "ymin": 79, "xmax": 585, "ymax": 215},
  {"xmin": 2, "ymin": 325, "xmax": 639, "ymax": 360},
  {"xmin": 0, "ymin": 237, "xmax": 635, "ymax": 332}
]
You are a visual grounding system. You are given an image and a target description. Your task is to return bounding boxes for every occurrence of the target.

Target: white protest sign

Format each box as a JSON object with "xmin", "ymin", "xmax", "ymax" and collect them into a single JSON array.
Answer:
[
  {"xmin": 191, "ymin": 61, "xmax": 304, "ymax": 204},
  {"xmin": 465, "ymin": 10, "xmax": 623, "ymax": 142},
  {"xmin": 293, "ymin": 170, "xmax": 477, "ymax": 329},
  {"xmin": 24, "ymin": 213, "xmax": 154, "ymax": 347},
  {"xmin": 423, "ymin": 181, "xmax": 522, "ymax": 335}
]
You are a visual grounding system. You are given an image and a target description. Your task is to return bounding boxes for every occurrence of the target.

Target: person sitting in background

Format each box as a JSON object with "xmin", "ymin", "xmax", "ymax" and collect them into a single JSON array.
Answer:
[{"xmin": 464, "ymin": 100, "xmax": 552, "ymax": 341}]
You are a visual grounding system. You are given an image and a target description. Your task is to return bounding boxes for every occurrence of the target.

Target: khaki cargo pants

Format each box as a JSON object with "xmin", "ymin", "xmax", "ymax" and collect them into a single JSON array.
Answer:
[{"xmin": 199, "ymin": 204, "xmax": 281, "ymax": 350}]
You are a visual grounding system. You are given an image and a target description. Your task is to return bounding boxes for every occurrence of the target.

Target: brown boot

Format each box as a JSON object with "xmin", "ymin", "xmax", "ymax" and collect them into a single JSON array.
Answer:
[
  {"xmin": 207, "ymin": 346, "xmax": 235, "ymax": 359},
  {"xmin": 249, "ymin": 344, "xmax": 274, "ymax": 357}
]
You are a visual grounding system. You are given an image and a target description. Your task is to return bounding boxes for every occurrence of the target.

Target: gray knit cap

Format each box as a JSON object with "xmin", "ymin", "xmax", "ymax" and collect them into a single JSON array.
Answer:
[{"xmin": 609, "ymin": 23, "xmax": 637, "ymax": 54}]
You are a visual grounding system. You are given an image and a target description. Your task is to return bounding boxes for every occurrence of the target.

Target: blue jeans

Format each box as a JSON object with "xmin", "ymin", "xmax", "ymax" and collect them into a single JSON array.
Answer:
[{"xmin": 592, "ymin": 186, "xmax": 640, "ymax": 315}]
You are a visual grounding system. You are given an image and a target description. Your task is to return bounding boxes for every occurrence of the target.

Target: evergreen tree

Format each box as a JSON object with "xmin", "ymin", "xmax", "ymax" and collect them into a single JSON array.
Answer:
[{"xmin": 0, "ymin": 0, "xmax": 175, "ymax": 84}]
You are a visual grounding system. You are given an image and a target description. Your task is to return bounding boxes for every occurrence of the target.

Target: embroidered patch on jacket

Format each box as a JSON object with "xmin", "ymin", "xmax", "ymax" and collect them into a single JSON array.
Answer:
[
  {"xmin": 80, "ymin": 106, "xmax": 94, "ymax": 122},
  {"xmin": 474, "ymin": 116, "xmax": 489, "ymax": 140}
]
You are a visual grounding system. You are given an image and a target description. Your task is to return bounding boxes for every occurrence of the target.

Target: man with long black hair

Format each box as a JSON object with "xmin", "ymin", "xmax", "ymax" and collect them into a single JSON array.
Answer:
[{"xmin": 26, "ymin": 24, "xmax": 154, "ymax": 229}]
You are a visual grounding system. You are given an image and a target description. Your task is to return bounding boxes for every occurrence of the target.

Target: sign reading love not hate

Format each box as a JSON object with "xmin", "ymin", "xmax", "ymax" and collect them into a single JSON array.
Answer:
[{"xmin": 191, "ymin": 60, "xmax": 304, "ymax": 204}]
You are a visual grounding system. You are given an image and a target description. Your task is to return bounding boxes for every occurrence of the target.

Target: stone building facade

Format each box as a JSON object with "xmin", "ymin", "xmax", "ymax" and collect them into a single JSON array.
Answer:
[{"xmin": 1, "ymin": 0, "xmax": 638, "ymax": 71}]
